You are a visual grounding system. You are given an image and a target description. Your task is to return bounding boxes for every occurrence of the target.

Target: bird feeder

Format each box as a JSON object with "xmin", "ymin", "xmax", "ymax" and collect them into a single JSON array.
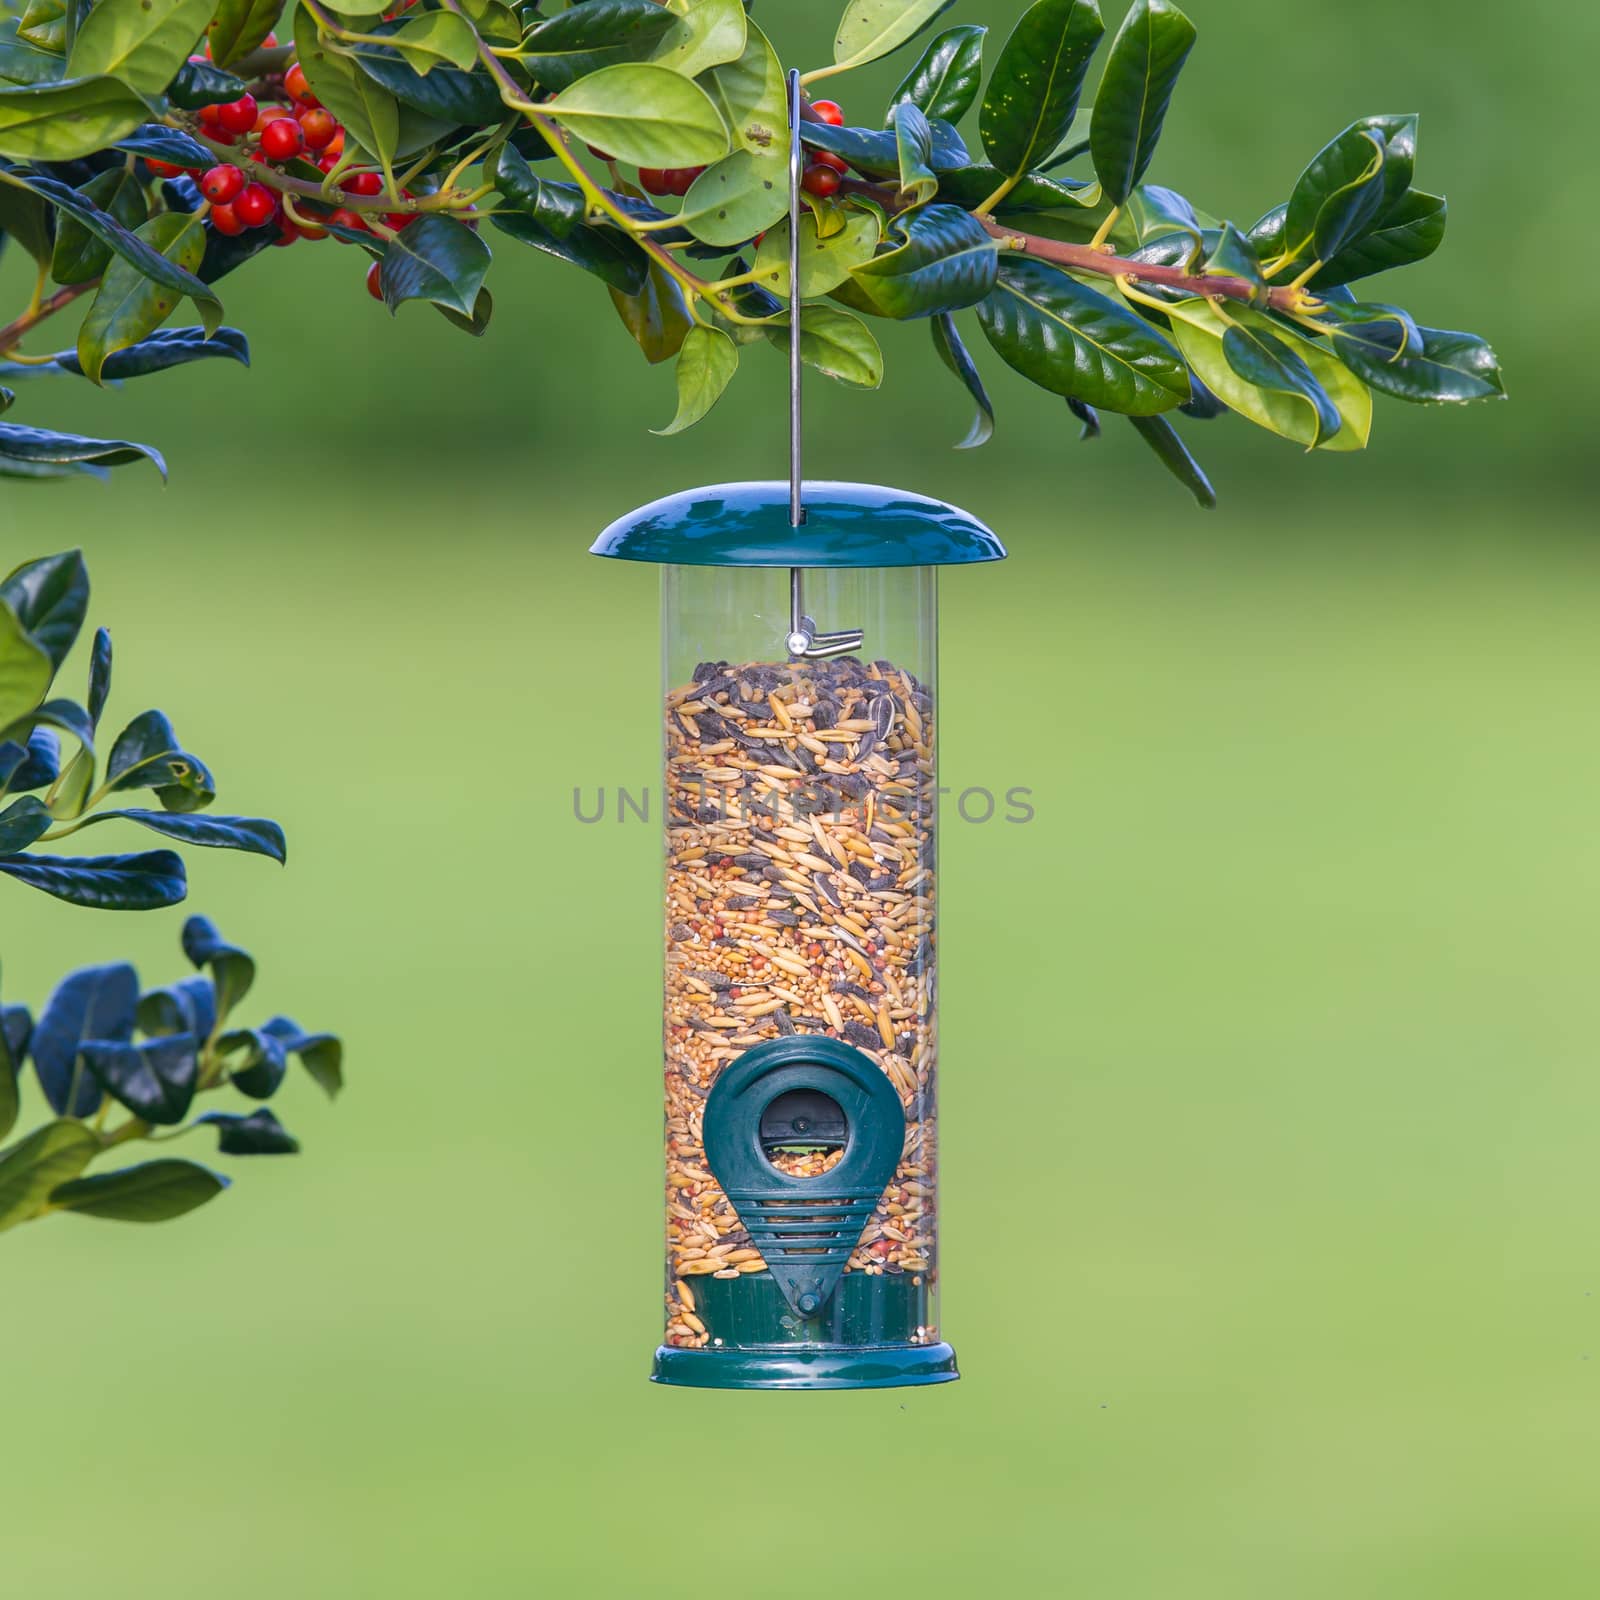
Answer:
[{"xmin": 589, "ymin": 74, "xmax": 1006, "ymax": 1390}]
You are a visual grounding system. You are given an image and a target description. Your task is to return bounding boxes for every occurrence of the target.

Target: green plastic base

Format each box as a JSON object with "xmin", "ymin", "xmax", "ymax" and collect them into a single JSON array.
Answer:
[{"xmin": 650, "ymin": 1341, "xmax": 959, "ymax": 1390}]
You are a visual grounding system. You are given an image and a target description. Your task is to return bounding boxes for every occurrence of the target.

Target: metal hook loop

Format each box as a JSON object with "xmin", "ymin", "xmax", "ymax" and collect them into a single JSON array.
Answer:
[{"xmin": 785, "ymin": 67, "xmax": 863, "ymax": 663}]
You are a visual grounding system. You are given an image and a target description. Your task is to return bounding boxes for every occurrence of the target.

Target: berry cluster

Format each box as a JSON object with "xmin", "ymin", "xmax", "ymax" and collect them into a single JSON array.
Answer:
[
  {"xmin": 144, "ymin": 34, "xmax": 427, "ymax": 292},
  {"xmin": 801, "ymin": 100, "xmax": 849, "ymax": 198}
]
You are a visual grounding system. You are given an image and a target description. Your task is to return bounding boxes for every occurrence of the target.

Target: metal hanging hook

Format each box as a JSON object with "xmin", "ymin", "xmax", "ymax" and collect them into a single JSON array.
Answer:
[{"xmin": 785, "ymin": 67, "xmax": 863, "ymax": 663}]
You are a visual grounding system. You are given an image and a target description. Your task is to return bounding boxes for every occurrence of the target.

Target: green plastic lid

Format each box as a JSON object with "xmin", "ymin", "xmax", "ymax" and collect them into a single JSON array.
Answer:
[{"xmin": 590, "ymin": 480, "xmax": 1007, "ymax": 568}]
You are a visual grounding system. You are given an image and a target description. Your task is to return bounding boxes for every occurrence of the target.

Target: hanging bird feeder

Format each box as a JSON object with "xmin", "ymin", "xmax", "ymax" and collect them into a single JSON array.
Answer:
[{"xmin": 591, "ymin": 73, "xmax": 1006, "ymax": 1391}]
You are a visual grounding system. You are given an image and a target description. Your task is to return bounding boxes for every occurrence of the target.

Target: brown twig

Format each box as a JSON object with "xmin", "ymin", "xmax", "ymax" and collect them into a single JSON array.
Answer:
[
  {"xmin": 974, "ymin": 214, "xmax": 1300, "ymax": 311},
  {"xmin": 0, "ymin": 281, "xmax": 98, "ymax": 356},
  {"xmin": 838, "ymin": 174, "xmax": 1301, "ymax": 312}
]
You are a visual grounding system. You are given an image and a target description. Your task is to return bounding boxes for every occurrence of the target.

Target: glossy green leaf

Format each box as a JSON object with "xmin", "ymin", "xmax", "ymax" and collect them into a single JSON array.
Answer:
[
  {"xmin": 1127, "ymin": 412, "xmax": 1215, "ymax": 507},
  {"xmin": 521, "ymin": 0, "xmax": 676, "ymax": 92},
  {"xmin": 28, "ymin": 961, "xmax": 133, "ymax": 1116},
  {"xmin": 0, "ymin": 420, "xmax": 166, "ymax": 475},
  {"xmin": 0, "ymin": 549, "xmax": 86, "ymax": 672},
  {"xmin": 930, "ymin": 310, "xmax": 993, "ymax": 447},
  {"xmin": 976, "ymin": 256, "xmax": 1187, "ymax": 414},
  {"xmin": 1202, "ymin": 221, "xmax": 1267, "ymax": 301},
  {"xmin": 17, "ymin": 0, "xmax": 66, "ymax": 53},
  {"xmin": 490, "ymin": 146, "xmax": 585, "ymax": 236},
  {"xmin": 434, "ymin": 287, "xmax": 494, "ymax": 338},
  {"xmin": 891, "ymin": 99, "xmax": 938, "ymax": 207},
  {"xmin": 0, "ymin": 794, "xmax": 51, "ymax": 852},
  {"xmin": 751, "ymin": 209, "xmax": 880, "ymax": 299},
  {"xmin": 1282, "ymin": 124, "xmax": 1386, "ymax": 265},
  {"xmin": 1323, "ymin": 319, "xmax": 1504, "ymax": 405},
  {"xmin": 386, "ymin": 10, "xmax": 479, "ymax": 73},
  {"xmin": 206, "ymin": 0, "xmax": 282, "ymax": 71},
  {"xmin": 182, "ymin": 914, "xmax": 254, "ymax": 1020},
  {"xmin": 167, "ymin": 57, "xmax": 246, "ymax": 109},
  {"xmin": 850, "ymin": 203, "xmax": 999, "ymax": 319},
  {"xmin": 293, "ymin": 4, "xmax": 400, "ymax": 170},
  {"xmin": 0, "ymin": 177, "xmax": 51, "ymax": 266},
  {"xmin": 1165, "ymin": 298, "xmax": 1371, "ymax": 451},
  {"xmin": 0, "ymin": 1120, "xmax": 97, "ymax": 1232},
  {"xmin": 347, "ymin": 30, "xmax": 504, "ymax": 126},
  {"xmin": 654, "ymin": 323, "xmax": 737, "ymax": 434},
  {"xmin": 490, "ymin": 210, "xmax": 648, "ymax": 293},
  {"xmin": 1354, "ymin": 113, "xmax": 1417, "ymax": 212},
  {"xmin": 50, "ymin": 1158, "xmax": 228, "ymax": 1222},
  {"xmin": 217, "ymin": 1026, "xmax": 287, "ymax": 1099},
  {"xmin": 934, "ymin": 162, "xmax": 1098, "ymax": 213},
  {"xmin": 1312, "ymin": 189, "xmax": 1445, "ymax": 288},
  {"xmin": 105, "ymin": 709, "xmax": 214, "ymax": 810},
  {"xmin": 762, "ymin": 304, "xmax": 883, "ymax": 388},
  {"xmin": 72, "ymin": 808, "xmax": 286, "ymax": 861},
  {"xmin": 801, "ymin": 114, "xmax": 968, "ymax": 178},
  {"xmin": 49, "ymin": 325, "xmax": 249, "ymax": 380},
  {"xmin": 76, "ymin": 210, "xmax": 213, "ymax": 386},
  {"xmin": 379, "ymin": 214, "xmax": 490, "ymax": 319},
  {"xmin": 66, "ymin": 0, "xmax": 218, "ymax": 99},
  {"xmin": 0, "ymin": 603, "xmax": 54, "ymax": 734},
  {"xmin": 673, "ymin": 147, "xmax": 787, "ymax": 247},
  {"xmin": 0, "ymin": 18, "xmax": 67, "ymax": 88},
  {"xmin": 651, "ymin": 0, "xmax": 746, "ymax": 81},
  {"xmin": 831, "ymin": 0, "xmax": 955, "ymax": 74},
  {"xmin": 85, "ymin": 625, "xmax": 111, "ymax": 728},
  {"xmin": 197, "ymin": 1107, "xmax": 300, "ymax": 1156},
  {"xmin": 541, "ymin": 63, "xmax": 729, "ymax": 169},
  {"xmin": 1126, "ymin": 181, "xmax": 1202, "ymax": 252},
  {"xmin": 608, "ymin": 257, "xmax": 692, "ymax": 364},
  {"xmin": 1089, "ymin": 0, "xmax": 1196, "ymax": 204},
  {"xmin": 700, "ymin": 17, "xmax": 784, "ymax": 158},
  {"xmin": 0, "ymin": 848, "xmax": 186, "ymax": 908},
  {"xmin": 114, "ymin": 122, "xmax": 212, "ymax": 167},
  {"xmin": 1222, "ymin": 319, "xmax": 1341, "ymax": 446},
  {"xmin": 888, "ymin": 23, "xmax": 985, "ymax": 122},
  {"xmin": 50, "ymin": 167, "xmax": 146, "ymax": 285},
  {"xmin": 18, "ymin": 172, "xmax": 217, "ymax": 312},
  {"xmin": 82, "ymin": 1035, "xmax": 197, "ymax": 1125},
  {"xmin": 0, "ymin": 74, "xmax": 148, "ymax": 160},
  {"xmin": 979, "ymin": 0, "xmax": 1104, "ymax": 180},
  {"xmin": 262, "ymin": 1016, "xmax": 342, "ymax": 1099}
]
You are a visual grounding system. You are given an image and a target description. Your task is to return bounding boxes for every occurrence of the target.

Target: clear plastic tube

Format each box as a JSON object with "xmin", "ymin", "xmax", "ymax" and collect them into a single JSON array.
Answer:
[{"xmin": 659, "ymin": 564, "xmax": 940, "ymax": 1353}]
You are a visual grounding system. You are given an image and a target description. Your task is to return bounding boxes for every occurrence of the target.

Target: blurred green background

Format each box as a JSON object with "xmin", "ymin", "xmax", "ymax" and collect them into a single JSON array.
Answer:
[{"xmin": 4, "ymin": 0, "xmax": 1598, "ymax": 1594}]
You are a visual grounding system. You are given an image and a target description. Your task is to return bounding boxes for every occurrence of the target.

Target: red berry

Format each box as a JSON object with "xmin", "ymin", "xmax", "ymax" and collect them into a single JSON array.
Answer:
[
  {"xmin": 384, "ymin": 190, "xmax": 417, "ymax": 230},
  {"xmin": 234, "ymin": 182, "xmax": 275, "ymax": 227},
  {"xmin": 198, "ymin": 103, "xmax": 222, "ymax": 129},
  {"xmin": 801, "ymin": 163, "xmax": 841, "ymax": 198},
  {"xmin": 328, "ymin": 207, "xmax": 368, "ymax": 239},
  {"xmin": 298, "ymin": 108, "xmax": 338, "ymax": 151},
  {"xmin": 215, "ymin": 95, "xmax": 258, "ymax": 135},
  {"xmin": 284, "ymin": 63, "xmax": 316, "ymax": 106},
  {"xmin": 146, "ymin": 159, "xmax": 184, "ymax": 179},
  {"xmin": 813, "ymin": 150, "xmax": 849, "ymax": 175},
  {"xmin": 317, "ymin": 152, "xmax": 342, "ymax": 174},
  {"xmin": 638, "ymin": 167, "xmax": 672, "ymax": 196},
  {"xmin": 341, "ymin": 170, "xmax": 383, "ymax": 197},
  {"xmin": 366, "ymin": 260, "xmax": 384, "ymax": 301},
  {"xmin": 200, "ymin": 163, "xmax": 245, "ymax": 203},
  {"xmin": 665, "ymin": 166, "xmax": 704, "ymax": 195},
  {"xmin": 209, "ymin": 202, "xmax": 244, "ymax": 236},
  {"xmin": 259, "ymin": 117, "xmax": 304, "ymax": 161},
  {"xmin": 811, "ymin": 99, "xmax": 845, "ymax": 126},
  {"xmin": 585, "ymin": 143, "xmax": 614, "ymax": 161},
  {"xmin": 251, "ymin": 102, "xmax": 287, "ymax": 135}
]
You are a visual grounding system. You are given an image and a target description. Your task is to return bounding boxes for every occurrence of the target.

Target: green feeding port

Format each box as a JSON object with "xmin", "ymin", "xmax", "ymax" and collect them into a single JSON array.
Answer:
[{"xmin": 594, "ymin": 479, "xmax": 1004, "ymax": 1391}]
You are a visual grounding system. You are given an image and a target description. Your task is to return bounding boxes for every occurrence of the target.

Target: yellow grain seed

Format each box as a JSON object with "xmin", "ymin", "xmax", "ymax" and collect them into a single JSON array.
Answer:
[
  {"xmin": 679, "ymin": 1259, "xmax": 721, "ymax": 1275},
  {"xmin": 876, "ymin": 1003, "xmax": 896, "ymax": 1051},
  {"xmin": 737, "ymin": 1259, "xmax": 768, "ymax": 1274},
  {"xmin": 768, "ymin": 693, "xmax": 793, "ymax": 729},
  {"xmin": 682, "ymin": 1311, "xmax": 707, "ymax": 1334},
  {"xmin": 821, "ymin": 993, "xmax": 844, "ymax": 1031},
  {"xmin": 713, "ymin": 1269, "xmax": 740, "ymax": 1279},
  {"xmin": 676, "ymin": 1281, "xmax": 696, "ymax": 1311}
]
